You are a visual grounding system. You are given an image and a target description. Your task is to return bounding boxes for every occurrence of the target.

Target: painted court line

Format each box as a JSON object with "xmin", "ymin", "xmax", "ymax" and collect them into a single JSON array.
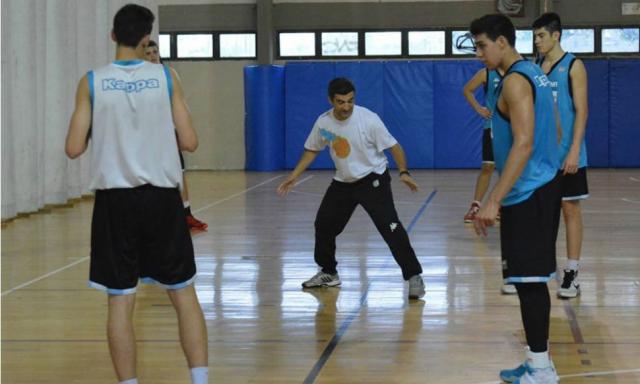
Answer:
[
  {"xmin": 621, "ymin": 198, "xmax": 640, "ymax": 204},
  {"xmin": 2, "ymin": 175, "xmax": 285, "ymax": 296},
  {"xmin": 193, "ymin": 175, "xmax": 283, "ymax": 213},
  {"xmin": 1, "ymin": 257, "xmax": 89, "ymax": 297},
  {"xmin": 295, "ymin": 174, "xmax": 314, "ymax": 186},
  {"xmin": 303, "ymin": 189, "xmax": 438, "ymax": 384},
  {"xmin": 290, "ymin": 190, "xmax": 323, "ymax": 197},
  {"xmin": 555, "ymin": 271, "xmax": 585, "ymax": 345}
]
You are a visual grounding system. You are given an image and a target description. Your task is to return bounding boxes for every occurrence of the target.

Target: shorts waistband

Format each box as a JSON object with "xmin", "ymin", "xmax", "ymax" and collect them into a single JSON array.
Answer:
[{"xmin": 96, "ymin": 184, "xmax": 179, "ymax": 193}]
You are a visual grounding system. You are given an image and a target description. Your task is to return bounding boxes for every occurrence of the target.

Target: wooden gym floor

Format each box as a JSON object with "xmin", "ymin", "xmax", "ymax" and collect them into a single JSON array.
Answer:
[{"xmin": 2, "ymin": 169, "xmax": 639, "ymax": 383}]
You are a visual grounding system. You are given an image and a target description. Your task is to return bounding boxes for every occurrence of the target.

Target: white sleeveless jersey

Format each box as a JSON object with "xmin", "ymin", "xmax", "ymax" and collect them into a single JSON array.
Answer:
[{"xmin": 88, "ymin": 60, "xmax": 182, "ymax": 191}]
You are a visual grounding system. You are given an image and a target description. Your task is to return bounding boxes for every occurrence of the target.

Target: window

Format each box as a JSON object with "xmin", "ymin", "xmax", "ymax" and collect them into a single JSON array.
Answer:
[
  {"xmin": 321, "ymin": 32, "xmax": 358, "ymax": 56},
  {"xmin": 560, "ymin": 29, "xmax": 595, "ymax": 54},
  {"xmin": 220, "ymin": 33, "xmax": 256, "ymax": 58},
  {"xmin": 158, "ymin": 34, "xmax": 171, "ymax": 58},
  {"xmin": 408, "ymin": 31, "xmax": 445, "ymax": 55},
  {"xmin": 602, "ymin": 28, "xmax": 640, "ymax": 53},
  {"xmin": 515, "ymin": 30, "xmax": 533, "ymax": 54},
  {"xmin": 177, "ymin": 34, "xmax": 213, "ymax": 58},
  {"xmin": 279, "ymin": 32, "xmax": 315, "ymax": 57},
  {"xmin": 452, "ymin": 30, "xmax": 474, "ymax": 55},
  {"xmin": 365, "ymin": 31, "xmax": 401, "ymax": 56}
]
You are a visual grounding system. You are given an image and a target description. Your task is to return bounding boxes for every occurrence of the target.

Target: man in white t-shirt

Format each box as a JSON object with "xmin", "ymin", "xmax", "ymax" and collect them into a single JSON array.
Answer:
[{"xmin": 277, "ymin": 77, "xmax": 425, "ymax": 299}]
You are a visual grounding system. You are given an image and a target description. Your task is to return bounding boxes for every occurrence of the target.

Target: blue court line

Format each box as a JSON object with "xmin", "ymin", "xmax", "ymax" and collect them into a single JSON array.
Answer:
[
  {"xmin": 303, "ymin": 189, "xmax": 437, "ymax": 384},
  {"xmin": 407, "ymin": 189, "xmax": 438, "ymax": 233}
]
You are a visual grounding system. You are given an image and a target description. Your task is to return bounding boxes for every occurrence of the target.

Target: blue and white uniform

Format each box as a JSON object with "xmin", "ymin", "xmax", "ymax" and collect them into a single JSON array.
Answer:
[
  {"xmin": 88, "ymin": 60, "xmax": 180, "ymax": 191},
  {"xmin": 86, "ymin": 60, "xmax": 196, "ymax": 295},
  {"xmin": 540, "ymin": 52, "xmax": 587, "ymax": 168},
  {"xmin": 492, "ymin": 59, "xmax": 562, "ymax": 284},
  {"xmin": 492, "ymin": 60, "xmax": 560, "ymax": 206}
]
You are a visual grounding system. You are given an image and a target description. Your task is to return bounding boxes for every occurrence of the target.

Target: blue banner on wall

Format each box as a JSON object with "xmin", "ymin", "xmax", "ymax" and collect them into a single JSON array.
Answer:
[
  {"xmin": 244, "ymin": 59, "xmax": 639, "ymax": 170},
  {"xmin": 609, "ymin": 59, "xmax": 640, "ymax": 167},
  {"xmin": 433, "ymin": 60, "xmax": 485, "ymax": 168},
  {"xmin": 244, "ymin": 65, "xmax": 285, "ymax": 171},
  {"xmin": 583, "ymin": 59, "xmax": 609, "ymax": 168}
]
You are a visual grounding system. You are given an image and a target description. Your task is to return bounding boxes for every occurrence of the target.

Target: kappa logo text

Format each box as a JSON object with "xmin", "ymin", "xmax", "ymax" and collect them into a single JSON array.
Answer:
[{"xmin": 102, "ymin": 78, "xmax": 160, "ymax": 93}]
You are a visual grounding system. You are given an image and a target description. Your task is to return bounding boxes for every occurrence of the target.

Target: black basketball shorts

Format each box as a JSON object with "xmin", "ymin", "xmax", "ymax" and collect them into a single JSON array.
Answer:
[{"xmin": 89, "ymin": 184, "xmax": 196, "ymax": 295}]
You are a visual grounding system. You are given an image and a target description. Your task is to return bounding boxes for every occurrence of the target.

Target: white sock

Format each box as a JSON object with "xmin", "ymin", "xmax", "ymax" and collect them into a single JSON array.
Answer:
[
  {"xmin": 119, "ymin": 379, "xmax": 138, "ymax": 384},
  {"xmin": 526, "ymin": 349, "xmax": 551, "ymax": 369},
  {"xmin": 190, "ymin": 367, "xmax": 209, "ymax": 384},
  {"xmin": 183, "ymin": 201, "xmax": 191, "ymax": 209},
  {"xmin": 567, "ymin": 260, "xmax": 579, "ymax": 271}
]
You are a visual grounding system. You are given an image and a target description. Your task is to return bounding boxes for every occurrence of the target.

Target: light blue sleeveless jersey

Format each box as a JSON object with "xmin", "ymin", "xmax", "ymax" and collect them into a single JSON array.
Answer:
[
  {"xmin": 540, "ymin": 52, "xmax": 587, "ymax": 168},
  {"xmin": 491, "ymin": 60, "xmax": 560, "ymax": 206}
]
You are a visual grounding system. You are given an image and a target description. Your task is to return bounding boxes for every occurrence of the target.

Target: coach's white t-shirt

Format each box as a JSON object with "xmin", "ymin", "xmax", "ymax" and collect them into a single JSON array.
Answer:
[
  {"xmin": 304, "ymin": 105, "xmax": 397, "ymax": 183},
  {"xmin": 88, "ymin": 60, "xmax": 182, "ymax": 191}
]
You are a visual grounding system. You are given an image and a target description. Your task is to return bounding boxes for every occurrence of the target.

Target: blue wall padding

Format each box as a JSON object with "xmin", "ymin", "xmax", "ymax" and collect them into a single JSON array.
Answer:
[
  {"xmin": 243, "ymin": 65, "xmax": 285, "ymax": 171},
  {"xmin": 384, "ymin": 61, "xmax": 435, "ymax": 168},
  {"xmin": 609, "ymin": 59, "xmax": 640, "ymax": 167},
  {"xmin": 434, "ymin": 60, "xmax": 485, "ymax": 168},
  {"xmin": 583, "ymin": 60, "xmax": 609, "ymax": 167},
  {"xmin": 246, "ymin": 59, "xmax": 639, "ymax": 170},
  {"xmin": 284, "ymin": 62, "xmax": 336, "ymax": 169},
  {"xmin": 335, "ymin": 61, "xmax": 384, "ymax": 113}
]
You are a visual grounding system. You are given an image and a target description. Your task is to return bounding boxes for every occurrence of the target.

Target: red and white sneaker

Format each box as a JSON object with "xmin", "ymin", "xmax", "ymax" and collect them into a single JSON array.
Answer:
[
  {"xmin": 186, "ymin": 214, "xmax": 208, "ymax": 230},
  {"xmin": 464, "ymin": 201, "xmax": 481, "ymax": 223}
]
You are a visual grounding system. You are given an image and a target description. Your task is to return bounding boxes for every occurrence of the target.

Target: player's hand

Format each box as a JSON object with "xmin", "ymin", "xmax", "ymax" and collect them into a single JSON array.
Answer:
[
  {"xmin": 562, "ymin": 149, "xmax": 580, "ymax": 175},
  {"xmin": 473, "ymin": 199, "xmax": 500, "ymax": 237},
  {"xmin": 400, "ymin": 173, "xmax": 419, "ymax": 192},
  {"xmin": 277, "ymin": 176, "xmax": 297, "ymax": 197},
  {"xmin": 476, "ymin": 107, "xmax": 492, "ymax": 119}
]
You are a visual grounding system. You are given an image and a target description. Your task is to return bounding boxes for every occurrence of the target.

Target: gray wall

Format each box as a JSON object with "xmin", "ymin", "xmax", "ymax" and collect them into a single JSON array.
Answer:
[
  {"xmin": 556, "ymin": 0, "xmax": 640, "ymax": 26},
  {"xmin": 159, "ymin": 0, "xmax": 639, "ymax": 170},
  {"xmin": 273, "ymin": 1, "xmax": 539, "ymax": 29},
  {"xmin": 161, "ymin": 1, "xmax": 640, "ymax": 32},
  {"xmin": 160, "ymin": 4, "xmax": 255, "ymax": 31},
  {"xmin": 169, "ymin": 60, "xmax": 252, "ymax": 170}
]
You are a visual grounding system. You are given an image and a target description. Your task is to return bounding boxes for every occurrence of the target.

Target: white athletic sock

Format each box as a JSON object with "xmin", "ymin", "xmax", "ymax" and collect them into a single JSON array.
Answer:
[
  {"xmin": 119, "ymin": 379, "xmax": 138, "ymax": 384},
  {"xmin": 526, "ymin": 349, "xmax": 551, "ymax": 369},
  {"xmin": 190, "ymin": 367, "xmax": 209, "ymax": 384},
  {"xmin": 183, "ymin": 201, "xmax": 191, "ymax": 209},
  {"xmin": 567, "ymin": 260, "xmax": 579, "ymax": 271}
]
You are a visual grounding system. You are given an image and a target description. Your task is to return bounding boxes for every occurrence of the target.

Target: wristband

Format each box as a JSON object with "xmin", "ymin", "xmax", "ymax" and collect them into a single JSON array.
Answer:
[{"xmin": 399, "ymin": 170, "xmax": 411, "ymax": 177}]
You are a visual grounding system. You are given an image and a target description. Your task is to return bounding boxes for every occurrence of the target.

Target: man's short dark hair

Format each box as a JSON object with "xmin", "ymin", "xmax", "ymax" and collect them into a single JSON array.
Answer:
[
  {"xmin": 147, "ymin": 40, "xmax": 158, "ymax": 48},
  {"xmin": 113, "ymin": 4, "xmax": 155, "ymax": 48},
  {"xmin": 470, "ymin": 14, "xmax": 516, "ymax": 47},
  {"xmin": 533, "ymin": 12, "xmax": 562, "ymax": 39},
  {"xmin": 328, "ymin": 78, "xmax": 355, "ymax": 100}
]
